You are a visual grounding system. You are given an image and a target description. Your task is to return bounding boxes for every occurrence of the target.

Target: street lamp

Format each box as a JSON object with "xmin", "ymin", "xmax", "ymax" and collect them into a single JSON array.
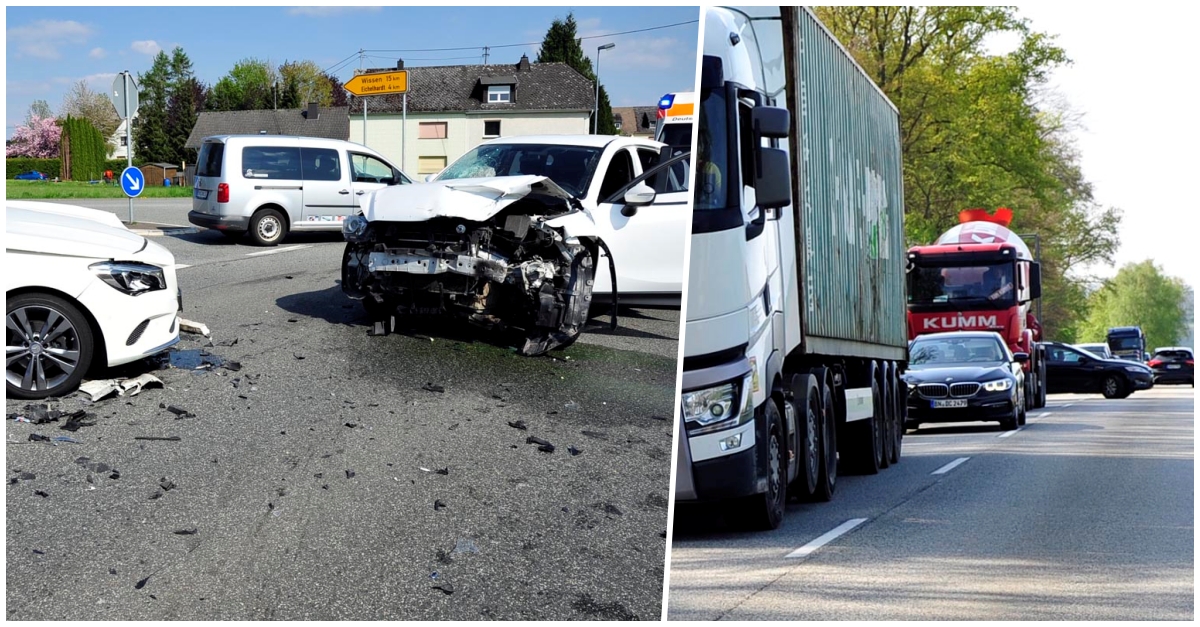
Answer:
[{"xmin": 594, "ymin": 43, "xmax": 615, "ymax": 134}]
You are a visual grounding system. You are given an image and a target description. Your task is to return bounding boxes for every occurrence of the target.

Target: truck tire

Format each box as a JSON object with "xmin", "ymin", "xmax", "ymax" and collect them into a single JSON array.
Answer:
[
  {"xmin": 1034, "ymin": 358, "xmax": 1047, "ymax": 408},
  {"xmin": 1024, "ymin": 372, "xmax": 1035, "ymax": 411},
  {"xmin": 880, "ymin": 367, "xmax": 894, "ymax": 469},
  {"xmin": 787, "ymin": 373, "xmax": 820, "ymax": 501},
  {"xmin": 813, "ymin": 379, "xmax": 837, "ymax": 502},
  {"xmin": 745, "ymin": 400, "xmax": 787, "ymax": 530},
  {"xmin": 888, "ymin": 365, "xmax": 903, "ymax": 465},
  {"xmin": 845, "ymin": 376, "xmax": 883, "ymax": 476}
]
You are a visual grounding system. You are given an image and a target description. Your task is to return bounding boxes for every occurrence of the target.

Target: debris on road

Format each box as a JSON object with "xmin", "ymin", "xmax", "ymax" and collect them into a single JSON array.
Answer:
[
  {"xmin": 28, "ymin": 434, "xmax": 51, "ymax": 442},
  {"xmin": 33, "ymin": 490, "xmax": 49, "ymax": 498},
  {"xmin": 54, "ymin": 436, "xmax": 81, "ymax": 444},
  {"xmin": 345, "ymin": 469, "xmax": 356, "ymax": 479},
  {"xmin": 166, "ymin": 350, "xmax": 223, "ymax": 371},
  {"xmin": 165, "ymin": 405, "xmax": 194, "ymax": 419},
  {"xmin": 422, "ymin": 383, "xmax": 445, "ymax": 393},
  {"xmin": 173, "ymin": 528, "xmax": 198, "ymax": 535},
  {"xmin": 436, "ymin": 549, "xmax": 453, "ymax": 564},
  {"xmin": 451, "ymin": 538, "xmax": 479, "ymax": 555},
  {"xmin": 526, "ymin": 436, "xmax": 555, "ymax": 453},
  {"xmin": 564, "ymin": 400, "xmax": 579, "ymax": 412},
  {"xmin": 507, "ymin": 420, "xmax": 528, "ymax": 431},
  {"xmin": 431, "ymin": 581, "xmax": 455, "ymax": 595},
  {"xmin": 435, "ymin": 468, "xmax": 449, "ymax": 475},
  {"xmin": 134, "ymin": 436, "xmax": 181, "ymax": 442},
  {"xmin": 59, "ymin": 410, "xmax": 96, "ymax": 432},
  {"xmin": 568, "ymin": 445, "xmax": 582, "ymax": 456},
  {"xmin": 135, "ymin": 575, "xmax": 151, "ymax": 590},
  {"xmin": 179, "ymin": 319, "xmax": 210, "ymax": 337},
  {"xmin": 79, "ymin": 373, "xmax": 164, "ymax": 401},
  {"xmin": 434, "ymin": 499, "xmax": 447, "ymax": 510},
  {"xmin": 159, "ymin": 478, "xmax": 176, "ymax": 492}
]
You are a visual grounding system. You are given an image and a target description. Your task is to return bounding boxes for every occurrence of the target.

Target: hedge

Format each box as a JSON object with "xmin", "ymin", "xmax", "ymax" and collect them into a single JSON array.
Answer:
[
  {"xmin": 61, "ymin": 116, "xmax": 109, "ymax": 181},
  {"xmin": 7, "ymin": 158, "xmax": 148, "ymax": 179}
]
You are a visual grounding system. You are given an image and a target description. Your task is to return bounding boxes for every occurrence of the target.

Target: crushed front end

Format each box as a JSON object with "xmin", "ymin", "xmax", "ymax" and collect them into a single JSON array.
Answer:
[{"xmin": 341, "ymin": 178, "xmax": 601, "ymax": 356}]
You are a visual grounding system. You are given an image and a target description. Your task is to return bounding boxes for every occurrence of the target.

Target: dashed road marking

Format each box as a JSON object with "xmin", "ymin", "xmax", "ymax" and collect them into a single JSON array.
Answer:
[
  {"xmin": 784, "ymin": 518, "xmax": 868, "ymax": 559},
  {"xmin": 931, "ymin": 457, "xmax": 970, "ymax": 475},
  {"xmin": 998, "ymin": 428, "xmax": 1021, "ymax": 438},
  {"xmin": 245, "ymin": 245, "xmax": 312, "ymax": 257}
]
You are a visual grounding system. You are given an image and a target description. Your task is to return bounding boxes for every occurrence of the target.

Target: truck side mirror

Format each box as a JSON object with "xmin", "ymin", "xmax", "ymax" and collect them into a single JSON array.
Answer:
[
  {"xmin": 1029, "ymin": 261, "xmax": 1042, "ymax": 299},
  {"xmin": 752, "ymin": 106, "xmax": 789, "ymax": 139},
  {"xmin": 755, "ymin": 146, "xmax": 791, "ymax": 209},
  {"xmin": 1013, "ymin": 352, "xmax": 1030, "ymax": 363}
]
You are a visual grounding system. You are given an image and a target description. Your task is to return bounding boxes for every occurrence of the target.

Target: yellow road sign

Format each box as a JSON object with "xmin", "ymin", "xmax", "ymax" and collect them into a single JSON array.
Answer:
[{"xmin": 344, "ymin": 71, "xmax": 408, "ymax": 96}]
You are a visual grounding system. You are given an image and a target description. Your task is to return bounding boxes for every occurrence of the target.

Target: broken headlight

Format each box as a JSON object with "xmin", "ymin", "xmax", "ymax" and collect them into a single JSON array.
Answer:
[
  {"xmin": 343, "ymin": 214, "xmax": 370, "ymax": 241},
  {"xmin": 89, "ymin": 261, "xmax": 167, "ymax": 296}
]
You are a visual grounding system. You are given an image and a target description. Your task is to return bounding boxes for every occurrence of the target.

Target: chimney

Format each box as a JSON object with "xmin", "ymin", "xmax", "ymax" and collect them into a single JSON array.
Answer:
[
  {"xmin": 306, "ymin": 102, "xmax": 319, "ymax": 120},
  {"xmin": 518, "ymin": 54, "xmax": 530, "ymax": 72},
  {"xmin": 396, "ymin": 58, "xmax": 405, "ymax": 70}
]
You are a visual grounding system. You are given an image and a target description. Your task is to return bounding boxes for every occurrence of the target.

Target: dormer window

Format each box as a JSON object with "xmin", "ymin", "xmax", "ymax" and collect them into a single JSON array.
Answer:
[{"xmin": 487, "ymin": 85, "xmax": 512, "ymax": 103}]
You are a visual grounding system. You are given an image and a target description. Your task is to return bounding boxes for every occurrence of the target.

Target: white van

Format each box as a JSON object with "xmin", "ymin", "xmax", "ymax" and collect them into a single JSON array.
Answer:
[{"xmin": 189, "ymin": 135, "xmax": 413, "ymax": 245}]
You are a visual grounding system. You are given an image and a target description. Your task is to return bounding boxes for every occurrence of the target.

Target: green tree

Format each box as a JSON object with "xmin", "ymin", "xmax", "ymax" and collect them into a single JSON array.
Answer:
[
  {"xmin": 537, "ymin": 14, "xmax": 617, "ymax": 135},
  {"xmin": 25, "ymin": 99, "xmax": 53, "ymax": 125},
  {"xmin": 165, "ymin": 47, "xmax": 201, "ymax": 165},
  {"xmin": 813, "ymin": 6, "xmax": 1122, "ymax": 339},
  {"xmin": 278, "ymin": 60, "xmax": 333, "ymax": 107},
  {"xmin": 207, "ymin": 58, "xmax": 276, "ymax": 111},
  {"xmin": 135, "ymin": 50, "xmax": 173, "ymax": 164},
  {"xmin": 1080, "ymin": 261, "xmax": 1188, "ymax": 350}
]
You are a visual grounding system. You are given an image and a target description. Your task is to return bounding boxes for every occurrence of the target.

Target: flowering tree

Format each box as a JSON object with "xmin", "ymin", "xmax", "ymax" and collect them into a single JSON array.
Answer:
[{"xmin": 6, "ymin": 115, "xmax": 61, "ymax": 158}]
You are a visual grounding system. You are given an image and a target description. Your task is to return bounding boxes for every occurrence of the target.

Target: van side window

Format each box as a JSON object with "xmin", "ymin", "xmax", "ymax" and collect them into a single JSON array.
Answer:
[
  {"xmin": 300, "ymin": 148, "xmax": 342, "ymax": 182},
  {"xmin": 242, "ymin": 147, "xmax": 301, "ymax": 180},
  {"xmin": 350, "ymin": 153, "xmax": 397, "ymax": 185}
]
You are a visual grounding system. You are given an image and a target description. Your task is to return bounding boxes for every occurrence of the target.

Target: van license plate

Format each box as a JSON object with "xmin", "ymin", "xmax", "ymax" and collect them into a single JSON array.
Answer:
[
  {"xmin": 194, "ymin": 189, "xmax": 208, "ymax": 200},
  {"xmin": 932, "ymin": 399, "xmax": 968, "ymax": 408}
]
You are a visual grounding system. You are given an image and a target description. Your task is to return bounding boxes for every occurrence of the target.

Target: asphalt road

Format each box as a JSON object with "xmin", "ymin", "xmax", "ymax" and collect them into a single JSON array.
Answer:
[
  {"xmin": 6, "ymin": 202, "xmax": 680, "ymax": 620},
  {"xmin": 668, "ymin": 387, "xmax": 1194, "ymax": 621}
]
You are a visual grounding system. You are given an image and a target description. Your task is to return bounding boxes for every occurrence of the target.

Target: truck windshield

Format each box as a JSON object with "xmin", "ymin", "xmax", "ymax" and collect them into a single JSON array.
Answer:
[
  {"xmin": 434, "ymin": 143, "xmax": 602, "ymax": 199},
  {"xmin": 908, "ymin": 262, "xmax": 1017, "ymax": 309},
  {"xmin": 694, "ymin": 88, "xmax": 731, "ymax": 212},
  {"xmin": 1108, "ymin": 336, "xmax": 1143, "ymax": 351}
]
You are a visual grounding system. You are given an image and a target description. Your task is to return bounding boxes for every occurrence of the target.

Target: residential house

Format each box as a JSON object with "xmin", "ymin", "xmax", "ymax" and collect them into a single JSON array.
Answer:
[
  {"xmin": 612, "ymin": 106, "xmax": 658, "ymax": 139},
  {"xmin": 347, "ymin": 55, "xmax": 594, "ymax": 178},
  {"xmin": 108, "ymin": 118, "xmax": 133, "ymax": 160}
]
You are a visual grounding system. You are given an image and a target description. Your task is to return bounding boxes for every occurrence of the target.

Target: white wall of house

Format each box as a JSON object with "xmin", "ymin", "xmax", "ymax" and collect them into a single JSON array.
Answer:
[
  {"xmin": 349, "ymin": 110, "xmax": 590, "ymax": 177},
  {"xmin": 108, "ymin": 118, "xmax": 133, "ymax": 160}
]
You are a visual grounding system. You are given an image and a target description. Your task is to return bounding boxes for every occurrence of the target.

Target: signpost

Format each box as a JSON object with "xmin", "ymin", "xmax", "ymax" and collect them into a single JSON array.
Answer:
[
  {"xmin": 111, "ymin": 72, "xmax": 140, "ymax": 222},
  {"xmin": 344, "ymin": 70, "xmax": 409, "ymax": 171}
]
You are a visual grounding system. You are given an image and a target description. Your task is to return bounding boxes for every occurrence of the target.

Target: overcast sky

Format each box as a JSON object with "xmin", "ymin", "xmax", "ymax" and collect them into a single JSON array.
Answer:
[{"xmin": 1008, "ymin": 4, "xmax": 1198, "ymax": 288}]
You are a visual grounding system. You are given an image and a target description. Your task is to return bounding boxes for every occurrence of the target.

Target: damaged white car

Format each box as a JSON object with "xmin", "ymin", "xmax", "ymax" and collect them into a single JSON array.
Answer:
[{"xmin": 341, "ymin": 172, "xmax": 611, "ymax": 356}]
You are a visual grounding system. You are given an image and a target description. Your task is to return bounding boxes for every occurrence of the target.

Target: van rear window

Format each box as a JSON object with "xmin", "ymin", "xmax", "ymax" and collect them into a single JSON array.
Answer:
[
  {"xmin": 196, "ymin": 142, "xmax": 224, "ymax": 177},
  {"xmin": 242, "ymin": 146, "xmax": 302, "ymax": 180}
]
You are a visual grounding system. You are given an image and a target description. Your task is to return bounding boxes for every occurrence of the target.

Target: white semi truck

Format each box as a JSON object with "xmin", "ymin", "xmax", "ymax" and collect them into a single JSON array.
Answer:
[{"xmin": 675, "ymin": 6, "xmax": 909, "ymax": 529}]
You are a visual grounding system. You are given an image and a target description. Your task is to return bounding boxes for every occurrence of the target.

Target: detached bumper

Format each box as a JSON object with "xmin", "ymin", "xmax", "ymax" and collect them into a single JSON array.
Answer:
[{"xmin": 188, "ymin": 210, "xmax": 249, "ymax": 231}]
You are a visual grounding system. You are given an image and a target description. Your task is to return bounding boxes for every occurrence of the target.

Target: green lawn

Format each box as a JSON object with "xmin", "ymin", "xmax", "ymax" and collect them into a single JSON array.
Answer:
[{"xmin": 4, "ymin": 180, "xmax": 195, "ymax": 199}]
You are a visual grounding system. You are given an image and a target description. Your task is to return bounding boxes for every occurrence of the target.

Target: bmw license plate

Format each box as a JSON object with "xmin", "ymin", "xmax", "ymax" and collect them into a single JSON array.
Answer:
[
  {"xmin": 194, "ymin": 188, "xmax": 208, "ymax": 200},
  {"xmin": 932, "ymin": 399, "xmax": 968, "ymax": 408}
]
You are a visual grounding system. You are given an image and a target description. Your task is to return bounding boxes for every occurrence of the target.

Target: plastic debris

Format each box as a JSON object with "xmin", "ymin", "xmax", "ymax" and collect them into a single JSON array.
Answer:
[
  {"xmin": 507, "ymin": 420, "xmax": 528, "ymax": 431},
  {"xmin": 33, "ymin": 549, "xmax": 45, "ymax": 555},
  {"xmin": 436, "ymin": 549, "xmax": 453, "ymax": 564},
  {"xmin": 18, "ymin": 472, "xmax": 36, "ymax": 481},
  {"xmin": 345, "ymin": 469, "xmax": 356, "ymax": 479},
  {"xmin": 54, "ymin": 436, "xmax": 81, "ymax": 444},
  {"xmin": 135, "ymin": 436, "xmax": 181, "ymax": 442},
  {"xmin": 28, "ymin": 434, "xmax": 51, "ymax": 442},
  {"xmin": 173, "ymin": 528, "xmax": 198, "ymax": 535},
  {"xmin": 564, "ymin": 400, "xmax": 579, "ymax": 411},
  {"xmin": 432, "ymin": 581, "xmax": 454, "ymax": 595},
  {"xmin": 166, "ymin": 406, "xmax": 193, "ymax": 418},
  {"xmin": 60, "ymin": 411, "xmax": 96, "ymax": 432},
  {"xmin": 434, "ymin": 499, "xmax": 447, "ymax": 511},
  {"xmin": 526, "ymin": 436, "xmax": 555, "ymax": 453},
  {"xmin": 568, "ymin": 445, "xmax": 582, "ymax": 456},
  {"xmin": 179, "ymin": 319, "xmax": 210, "ymax": 336},
  {"xmin": 80, "ymin": 373, "xmax": 163, "ymax": 400},
  {"xmin": 419, "ymin": 467, "xmax": 432, "ymax": 473},
  {"xmin": 135, "ymin": 575, "xmax": 151, "ymax": 590},
  {"xmin": 451, "ymin": 538, "xmax": 479, "ymax": 555},
  {"xmin": 159, "ymin": 478, "xmax": 176, "ymax": 492},
  {"xmin": 13, "ymin": 416, "xmax": 31, "ymax": 423},
  {"xmin": 435, "ymin": 468, "xmax": 449, "ymax": 475},
  {"xmin": 34, "ymin": 490, "xmax": 49, "ymax": 498},
  {"xmin": 344, "ymin": 422, "xmax": 357, "ymax": 428},
  {"xmin": 224, "ymin": 361, "xmax": 243, "ymax": 372},
  {"xmin": 603, "ymin": 503, "xmax": 623, "ymax": 516},
  {"xmin": 422, "ymin": 383, "xmax": 445, "ymax": 393}
]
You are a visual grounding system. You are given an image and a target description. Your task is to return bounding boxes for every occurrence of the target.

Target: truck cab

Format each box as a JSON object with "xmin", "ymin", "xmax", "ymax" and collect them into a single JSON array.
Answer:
[{"xmin": 1106, "ymin": 326, "xmax": 1147, "ymax": 362}]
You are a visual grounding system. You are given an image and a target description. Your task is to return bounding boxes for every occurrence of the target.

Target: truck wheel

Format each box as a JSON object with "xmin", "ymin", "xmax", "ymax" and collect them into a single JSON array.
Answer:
[
  {"xmin": 787, "ymin": 374, "xmax": 820, "ymax": 501},
  {"xmin": 1035, "ymin": 360, "xmax": 1048, "ymax": 408},
  {"xmin": 846, "ymin": 380, "xmax": 883, "ymax": 475},
  {"xmin": 1024, "ymin": 373, "xmax": 1034, "ymax": 411},
  {"xmin": 745, "ymin": 400, "xmax": 787, "ymax": 530},
  {"xmin": 888, "ymin": 367, "xmax": 903, "ymax": 465},
  {"xmin": 1017, "ymin": 390, "xmax": 1027, "ymax": 426},
  {"xmin": 250, "ymin": 208, "xmax": 287, "ymax": 246},
  {"xmin": 1102, "ymin": 374, "xmax": 1125, "ymax": 399},
  {"xmin": 813, "ymin": 380, "xmax": 837, "ymax": 502},
  {"xmin": 880, "ymin": 370, "xmax": 894, "ymax": 469}
]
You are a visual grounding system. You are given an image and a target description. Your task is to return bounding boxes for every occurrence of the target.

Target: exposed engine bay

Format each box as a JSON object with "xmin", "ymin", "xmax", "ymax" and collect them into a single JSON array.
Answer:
[{"xmin": 341, "ymin": 177, "xmax": 613, "ymax": 355}]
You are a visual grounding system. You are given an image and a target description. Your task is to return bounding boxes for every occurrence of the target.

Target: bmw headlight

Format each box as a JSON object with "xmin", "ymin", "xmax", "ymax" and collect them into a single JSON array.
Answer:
[
  {"xmin": 343, "ymin": 214, "xmax": 370, "ymax": 241},
  {"xmin": 681, "ymin": 374, "xmax": 753, "ymax": 435},
  {"xmin": 89, "ymin": 262, "xmax": 166, "ymax": 296},
  {"xmin": 982, "ymin": 378, "xmax": 1013, "ymax": 392}
]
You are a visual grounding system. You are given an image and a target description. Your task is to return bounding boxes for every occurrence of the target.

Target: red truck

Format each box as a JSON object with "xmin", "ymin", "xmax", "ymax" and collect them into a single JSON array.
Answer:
[{"xmin": 905, "ymin": 208, "xmax": 1047, "ymax": 410}]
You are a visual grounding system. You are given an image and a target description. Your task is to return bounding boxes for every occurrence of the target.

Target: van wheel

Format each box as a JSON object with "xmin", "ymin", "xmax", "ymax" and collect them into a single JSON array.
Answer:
[{"xmin": 250, "ymin": 209, "xmax": 287, "ymax": 246}]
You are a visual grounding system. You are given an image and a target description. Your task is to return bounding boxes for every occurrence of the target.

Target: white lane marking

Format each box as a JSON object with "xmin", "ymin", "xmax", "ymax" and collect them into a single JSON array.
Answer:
[
  {"xmin": 245, "ymin": 245, "xmax": 311, "ymax": 257},
  {"xmin": 1030, "ymin": 411, "xmax": 1052, "ymax": 422},
  {"xmin": 931, "ymin": 457, "xmax": 970, "ymax": 475},
  {"xmin": 998, "ymin": 428, "xmax": 1021, "ymax": 438},
  {"xmin": 174, "ymin": 264, "xmax": 191, "ymax": 270},
  {"xmin": 784, "ymin": 518, "xmax": 868, "ymax": 559}
]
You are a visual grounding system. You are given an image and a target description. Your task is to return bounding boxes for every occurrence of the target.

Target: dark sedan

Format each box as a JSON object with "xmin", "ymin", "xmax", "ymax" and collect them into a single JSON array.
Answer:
[
  {"xmin": 903, "ymin": 331, "xmax": 1027, "ymax": 432},
  {"xmin": 1043, "ymin": 342, "xmax": 1154, "ymax": 398},
  {"xmin": 1149, "ymin": 347, "xmax": 1194, "ymax": 386}
]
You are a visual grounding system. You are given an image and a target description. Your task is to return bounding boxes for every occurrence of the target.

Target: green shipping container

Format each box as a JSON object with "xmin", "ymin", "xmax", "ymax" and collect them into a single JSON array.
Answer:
[{"xmin": 782, "ymin": 7, "xmax": 908, "ymax": 360}]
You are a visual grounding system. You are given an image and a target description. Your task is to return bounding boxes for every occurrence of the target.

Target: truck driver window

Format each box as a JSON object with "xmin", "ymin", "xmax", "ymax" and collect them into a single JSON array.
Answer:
[{"xmin": 695, "ymin": 87, "xmax": 729, "ymax": 211}]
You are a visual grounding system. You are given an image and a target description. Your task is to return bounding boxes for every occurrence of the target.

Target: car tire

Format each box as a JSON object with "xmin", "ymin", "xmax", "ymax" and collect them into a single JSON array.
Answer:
[
  {"xmin": 1102, "ymin": 374, "xmax": 1125, "ymax": 399},
  {"xmin": 6, "ymin": 293, "xmax": 95, "ymax": 400},
  {"xmin": 249, "ymin": 208, "xmax": 287, "ymax": 246},
  {"xmin": 787, "ymin": 374, "xmax": 820, "ymax": 502},
  {"xmin": 1000, "ymin": 402, "xmax": 1019, "ymax": 431},
  {"xmin": 744, "ymin": 400, "xmax": 787, "ymax": 530},
  {"xmin": 813, "ymin": 380, "xmax": 837, "ymax": 502}
]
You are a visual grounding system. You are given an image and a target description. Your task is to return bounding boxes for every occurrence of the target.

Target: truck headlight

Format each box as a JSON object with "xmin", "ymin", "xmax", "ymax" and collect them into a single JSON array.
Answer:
[
  {"xmin": 681, "ymin": 374, "xmax": 754, "ymax": 435},
  {"xmin": 343, "ymin": 214, "xmax": 369, "ymax": 241},
  {"xmin": 89, "ymin": 262, "xmax": 166, "ymax": 296},
  {"xmin": 982, "ymin": 378, "xmax": 1013, "ymax": 392}
]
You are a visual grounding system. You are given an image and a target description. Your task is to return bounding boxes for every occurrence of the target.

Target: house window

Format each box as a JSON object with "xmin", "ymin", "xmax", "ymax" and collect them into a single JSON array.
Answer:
[
  {"xmin": 419, "ymin": 122, "xmax": 448, "ymax": 139},
  {"xmin": 487, "ymin": 85, "xmax": 512, "ymax": 103},
  {"xmin": 483, "ymin": 120, "xmax": 501, "ymax": 138},
  {"xmin": 418, "ymin": 156, "xmax": 447, "ymax": 175},
  {"xmin": 120, "ymin": 137, "xmax": 128, "ymax": 146}
]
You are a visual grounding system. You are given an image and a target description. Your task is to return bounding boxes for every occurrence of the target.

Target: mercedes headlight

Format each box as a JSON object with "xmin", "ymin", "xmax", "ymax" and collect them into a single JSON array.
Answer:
[
  {"xmin": 681, "ymin": 374, "xmax": 753, "ymax": 435},
  {"xmin": 89, "ymin": 262, "xmax": 166, "ymax": 296},
  {"xmin": 982, "ymin": 378, "xmax": 1013, "ymax": 392},
  {"xmin": 343, "ymin": 214, "xmax": 370, "ymax": 241}
]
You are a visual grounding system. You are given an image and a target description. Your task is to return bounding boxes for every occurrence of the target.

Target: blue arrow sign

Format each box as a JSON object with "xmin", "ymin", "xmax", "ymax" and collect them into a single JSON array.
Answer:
[{"xmin": 120, "ymin": 166, "xmax": 144, "ymax": 198}]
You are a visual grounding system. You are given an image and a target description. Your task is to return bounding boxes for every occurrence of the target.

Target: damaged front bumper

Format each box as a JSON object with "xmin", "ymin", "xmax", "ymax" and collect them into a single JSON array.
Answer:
[{"xmin": 341, "ymin": 179, "xmax": 605, "ymax": 355}]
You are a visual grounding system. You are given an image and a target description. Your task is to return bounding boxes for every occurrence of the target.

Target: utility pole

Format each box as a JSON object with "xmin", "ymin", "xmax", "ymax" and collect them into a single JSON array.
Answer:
[
  {"xmin": 482, "ymin": 46, "xmax": 490, "ymax": 65},
  {"xmin": 359, "ymin": 49, "xmax": 367, "ymax": 146}
]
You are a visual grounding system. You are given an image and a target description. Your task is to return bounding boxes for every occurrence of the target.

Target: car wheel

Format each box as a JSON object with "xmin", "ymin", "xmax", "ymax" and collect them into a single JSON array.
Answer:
[
  {"xmin": 1000, "ymin": 402, "xmax": 1019, "ymax": 431},
  {"xmin": 6, "ymin": 293, "xmax": 95, "ymax": 400},
  {"xmin": 745, "ymin": 400, "xmax": 787, "ymax": 530},
  {"xmin": 787, "ymin": 374, "xmax": 820, "ymax": 502},
  {"xmin": 1102, "ymin": 374, "xmax": 1125, "ymax": 399},
  {"xmin": 250, "ymin": 208, "xmax": 287, "ymax": 246}
]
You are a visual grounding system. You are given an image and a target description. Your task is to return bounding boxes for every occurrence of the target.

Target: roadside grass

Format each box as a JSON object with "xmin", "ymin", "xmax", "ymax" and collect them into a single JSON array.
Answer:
[{"xmin": 4, "ymin": 180, "xmax": 194, "ymax": 199}]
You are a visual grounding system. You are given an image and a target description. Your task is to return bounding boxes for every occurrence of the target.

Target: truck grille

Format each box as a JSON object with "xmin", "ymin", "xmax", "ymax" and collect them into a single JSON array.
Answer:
[{"xmin": 949, "ymin": 382, "xmax": 981, "ymax": 397}]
